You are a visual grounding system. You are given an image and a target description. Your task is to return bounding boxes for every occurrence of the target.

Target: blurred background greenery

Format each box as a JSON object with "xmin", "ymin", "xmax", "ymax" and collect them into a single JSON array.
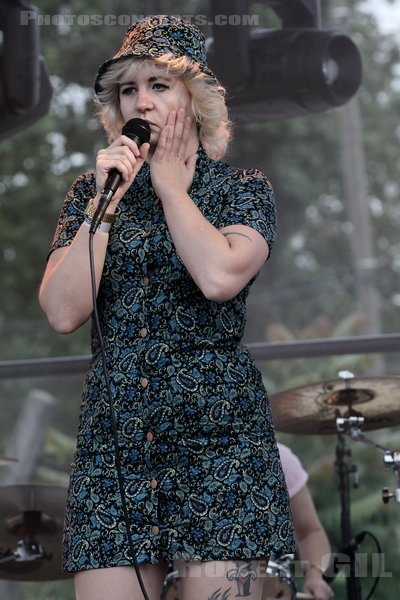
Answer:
[{"xmin": 1, "ymin": 0, "xmax": 400, "ymax": 598}]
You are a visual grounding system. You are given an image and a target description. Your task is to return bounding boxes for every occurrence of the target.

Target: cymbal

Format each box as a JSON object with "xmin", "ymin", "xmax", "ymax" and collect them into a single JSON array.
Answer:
[
  {"xmin": 0, "ymin": 483, "xmax": 70, "ymax": 581},
  {"xmin": 270, "ymin": 376, "xmax": 400, "ymax": 435}
]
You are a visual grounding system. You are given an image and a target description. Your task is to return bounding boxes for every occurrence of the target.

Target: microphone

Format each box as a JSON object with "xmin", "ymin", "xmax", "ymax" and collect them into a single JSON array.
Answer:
[
  {"xmin": 322, "ymin": 531, "xmax": 366, "ymax": 583},
  {"xmin": 89, "ymin": 118, "xmax": 151, "ymax": 233}
]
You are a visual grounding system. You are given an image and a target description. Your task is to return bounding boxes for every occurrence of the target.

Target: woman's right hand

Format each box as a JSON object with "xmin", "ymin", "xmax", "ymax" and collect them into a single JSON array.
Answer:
[{"xmin": 95, "ymin": 135, "xmax": 150, "ymax": 209}]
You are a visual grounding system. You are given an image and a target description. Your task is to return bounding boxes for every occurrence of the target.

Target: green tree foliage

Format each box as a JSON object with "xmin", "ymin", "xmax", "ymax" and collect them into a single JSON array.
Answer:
[{"xmin": 1, "ymin": 1, "xmax": 400, "ymax": 598}]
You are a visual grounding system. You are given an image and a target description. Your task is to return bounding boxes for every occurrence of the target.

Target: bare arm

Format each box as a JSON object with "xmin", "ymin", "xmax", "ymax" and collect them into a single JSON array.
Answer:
[
  {"xmin": 39, "ymin": 138, "xmax": 150, "ymax": 333},
  {"xmin": 291, "ymin": 485, "xmax": 334, "ymax": 599},
  {"xmin": 160, "ymin": 198, "xmax": 269, "ymax": 302},
  {"xmin": 150, "ymin": 109, "xmax": 270, "ymax": 302},
  {"xmin": 39, "ymin": 223, "xmax": 109, "ymax": 333}
]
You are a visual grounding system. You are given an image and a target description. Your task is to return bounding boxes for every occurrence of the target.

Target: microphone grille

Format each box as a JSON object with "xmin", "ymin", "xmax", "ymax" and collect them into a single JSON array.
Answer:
[{"xmin": 121, "ymin": 118, "xmax": 151, "ymax": 145}]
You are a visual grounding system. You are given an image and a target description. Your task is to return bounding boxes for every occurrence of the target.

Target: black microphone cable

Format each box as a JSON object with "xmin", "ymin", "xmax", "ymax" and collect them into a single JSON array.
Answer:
[
  {"xmin": 358, "ymin": 530, "xmax": 382, "ymax": 600},
  {"xmin": 88, "ymin": 232, "xmax": 150, "ymax": 600},
  {"xmin": 322, "ymin": 529, "xmax": 383, "ymax": 600},
  {"xmin": 322, "ymin": 531, "xmax": 367, "ymax": 584}
]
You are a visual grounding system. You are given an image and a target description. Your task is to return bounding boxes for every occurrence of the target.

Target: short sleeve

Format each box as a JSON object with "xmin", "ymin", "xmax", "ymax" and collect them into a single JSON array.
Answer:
[
  {"xmin": 49, "ymin": 172, "xmax": 96, "ymax": 257},
  {"xmin": 277, "ymin": 443, "xmax": 308, "ymax": 499},
  {"xmin": 218, "ymin": 169, "xmax": 277, "ymax": 249}
]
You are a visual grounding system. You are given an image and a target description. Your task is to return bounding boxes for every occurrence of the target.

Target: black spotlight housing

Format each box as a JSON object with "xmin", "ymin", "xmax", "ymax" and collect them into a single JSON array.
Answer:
[
  {"xmin": 0, "ymin": 0, "xmax": 53, "ymax": 140},
  {"xmin": 206, "ymin": 0, "xmax": 362, "ymax": 121},
  {"xmin": 223, "ymin": 28, "xmax": 362, "ymax": 120}
]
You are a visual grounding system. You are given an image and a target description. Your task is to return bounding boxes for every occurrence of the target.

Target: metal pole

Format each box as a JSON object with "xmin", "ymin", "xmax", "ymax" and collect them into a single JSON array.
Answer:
[{"xmin": 329, "ymin": 0, "xmax": 383, "ymax": 374}]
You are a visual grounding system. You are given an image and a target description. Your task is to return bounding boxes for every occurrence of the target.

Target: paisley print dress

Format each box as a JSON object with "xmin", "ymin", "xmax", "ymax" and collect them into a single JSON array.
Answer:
[{"xmin": 50, "ymin": 146, "xmax": 295, "ymax": 571}]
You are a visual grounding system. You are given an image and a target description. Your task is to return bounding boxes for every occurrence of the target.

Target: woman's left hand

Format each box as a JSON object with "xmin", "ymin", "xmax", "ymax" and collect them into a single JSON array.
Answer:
[{"xmin": 149, "ymin": 108, "xmax": 198, "ymax": 200}]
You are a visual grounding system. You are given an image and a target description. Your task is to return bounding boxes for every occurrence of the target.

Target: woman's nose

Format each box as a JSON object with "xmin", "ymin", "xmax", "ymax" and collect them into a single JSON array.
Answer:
[{"xmin": 135, "ymin": 88, "xmax": 153, "ymax": 112}]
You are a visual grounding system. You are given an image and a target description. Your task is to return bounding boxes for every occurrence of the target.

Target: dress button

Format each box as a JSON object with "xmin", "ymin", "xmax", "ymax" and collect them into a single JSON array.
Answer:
[
  {"xmin": 140, "ymin": 377, "xmax": 149, "ymax": 388},
  {"xmin": 146, "ymin": 431, "xmax": 154, "ymax": 442},
  {"xmin": 150, "ymin": 479, "xmax": 158, "ymax": 489},
  {"xmin": 140, "ymin": 327, "xmax": 148, "ymax": 338},
  {"xmin": 152, "ymin": 525, "xmax": 160, "ymax": 536},
  {"xmin": 143, "ymin": 276, "xmax": 150, "ymax": 285}
]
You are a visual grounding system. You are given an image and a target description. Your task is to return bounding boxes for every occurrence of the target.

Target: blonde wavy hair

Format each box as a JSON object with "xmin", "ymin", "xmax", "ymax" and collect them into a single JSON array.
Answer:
[{"xmin": 94, "ymin": 55, "xmax": 232, "ymax": 160}]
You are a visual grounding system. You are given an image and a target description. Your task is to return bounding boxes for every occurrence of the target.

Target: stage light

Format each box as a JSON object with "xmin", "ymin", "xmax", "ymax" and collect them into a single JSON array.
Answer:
[
  {"xmin": 0, "ymin": 0, "xmax": 52, "ymax": 140},
  {"xmin": 206, "ymin": 0, "xmax": 362, "ymax": 120}
]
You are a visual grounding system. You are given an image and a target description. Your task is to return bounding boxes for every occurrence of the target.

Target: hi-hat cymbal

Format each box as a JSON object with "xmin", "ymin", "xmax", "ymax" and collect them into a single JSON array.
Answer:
[
  {"xmin": 270, "ymin": 376, "xmax": 400, "ymax": 435},
  {"xmin": 0, "ymin": 483, "xmax": 70, "ymax": 581}
]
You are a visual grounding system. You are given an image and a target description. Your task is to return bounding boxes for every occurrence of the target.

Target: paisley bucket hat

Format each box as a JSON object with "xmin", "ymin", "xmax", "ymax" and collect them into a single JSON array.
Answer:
[{"xmin": 94, "ymin": 15, "xmax": 217, "ymax": 93}]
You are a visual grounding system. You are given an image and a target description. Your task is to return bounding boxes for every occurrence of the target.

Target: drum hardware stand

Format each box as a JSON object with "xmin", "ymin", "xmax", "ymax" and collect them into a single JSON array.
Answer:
[
  {"xmin": 337, "ymin": 416, "xmax": 400, "ymax": 505},
  {"xmin": 0, "ymin": 539, "xmax": 51, "ymax": 564},
  {"xmin": 382, "ymin": 451, "xmax": 400, "ymax": 504},
  {"xmin": 270, "ymin": 553, "xmax": 297, "ymax": 593},
  {"xmin": 0, "ymin": 508, "xmax": 52, "ymax": 568},
  {"xmin": 335, "ymin": 414, "xmax": 400, "ymax": 600},
  {"xmin": 334, "ymin": 419, "xmax": 363, "ymax": 600}
]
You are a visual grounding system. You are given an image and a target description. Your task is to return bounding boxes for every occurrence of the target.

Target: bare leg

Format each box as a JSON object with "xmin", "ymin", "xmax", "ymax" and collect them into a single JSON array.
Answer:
[
  {"xmin": 74, "ymin": 562, "xmax": 169, "ymax": 600},
  {"xmin": 176, "ymin": 558, "xmax": 268, "ymax": 600}
]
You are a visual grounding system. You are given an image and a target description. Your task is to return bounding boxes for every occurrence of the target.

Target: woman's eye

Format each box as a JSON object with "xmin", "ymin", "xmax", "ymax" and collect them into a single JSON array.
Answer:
[
  {"xmin": 153, "ymin": 83, "xmax": 169, "ymax": 91},
  {"xmin": 120, "ymin": 87, "xmax": 136, "ymax": 96}
]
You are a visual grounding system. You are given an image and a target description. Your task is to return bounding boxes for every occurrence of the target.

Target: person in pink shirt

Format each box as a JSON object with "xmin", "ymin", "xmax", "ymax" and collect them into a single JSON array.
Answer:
[{"xmin": 276, "ymin": 443, "xmax": 334, "ymax": 600}]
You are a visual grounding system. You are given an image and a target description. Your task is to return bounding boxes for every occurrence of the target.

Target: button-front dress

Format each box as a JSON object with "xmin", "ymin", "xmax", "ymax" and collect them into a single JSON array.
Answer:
[{"xmin": 50, "ymin": 146, "xmax": 295, "ymax": 571}]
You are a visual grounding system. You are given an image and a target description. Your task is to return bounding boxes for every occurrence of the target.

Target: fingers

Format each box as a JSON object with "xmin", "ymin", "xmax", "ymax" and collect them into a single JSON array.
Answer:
[
  {"xmin": 139, "ymin": 142, "xmax": 150, "ymax": 163},
  {"xmin": 149, "ymin": 109, "xmax": 196, "ymax": 197},
  {"xmin": 171, "ymin": 108, "xmax": 190, "ymax": 157},
  {"xmin": 97, "ymin": 148, "xmax": 132, "ymax": 183},
  {"xmin": 156, "ymin": 108, "xmax": 193, "ymax": 160},
  {"xmin": 96, "ymin": 136, "xmax": 147, "ymax": 189}
]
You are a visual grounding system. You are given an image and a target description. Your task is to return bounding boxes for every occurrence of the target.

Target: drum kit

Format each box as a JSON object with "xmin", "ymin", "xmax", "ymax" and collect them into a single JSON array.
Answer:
[
  {"xmin": 160, "ymin": 560, "xmax": 315, "ymax": 600},
  {"xmin": 0, "ymin": 483, "xmax": 69, "ymax": 581},
  {"xmin": 0, "ymin": 372, "xmax": 399, "ymax": 599},
  {"xmin": 262, "ymin": 556, "xmax": 314, "ymax": 599},
  {"xmin": 268, "ymin": 371, "xmax": 400, "ymax": 600}
]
